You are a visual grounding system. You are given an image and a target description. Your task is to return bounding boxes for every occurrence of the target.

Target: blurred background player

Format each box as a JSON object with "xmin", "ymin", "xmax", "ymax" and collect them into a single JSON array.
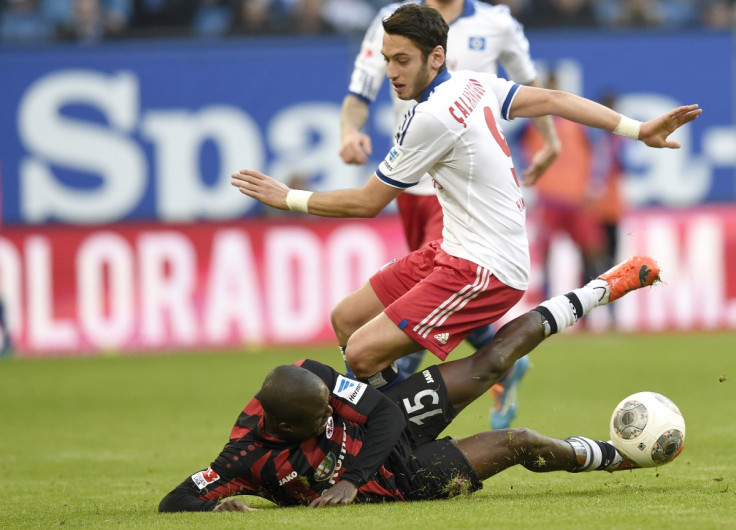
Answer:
[
  {"xmin": 521, "ymin": 68, "xmax": 608, "ymax": 299},
  {"xmin": 339, "ymin": 0, "xmax": 561, "ymax": 430},
  {"xmin": 522, "ymin": 74, "xmax": 628, "ymax": 332},
  {"xmin": 587, "ymin": 91, "xmax": 627, "ymax": 286}
]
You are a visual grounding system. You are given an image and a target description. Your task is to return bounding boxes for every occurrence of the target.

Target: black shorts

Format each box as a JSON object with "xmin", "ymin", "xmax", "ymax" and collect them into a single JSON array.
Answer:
[
  {"xmin": 385, "ymin": 365, "xmax": 483, "ymax": 500},
  {"xmin": 385, "ymin": 365, "xmax": 457, "ymax": 447},
  {"xmin": 402, "ymin": 437, "xmax": 483, "ymax": 501}
]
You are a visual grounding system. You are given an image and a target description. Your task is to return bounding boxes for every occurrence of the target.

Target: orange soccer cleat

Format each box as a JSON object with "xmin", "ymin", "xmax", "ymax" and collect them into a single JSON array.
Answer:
[{"xmin": 597, "ymin": 256, "xmax": 661, "ymax": 302}]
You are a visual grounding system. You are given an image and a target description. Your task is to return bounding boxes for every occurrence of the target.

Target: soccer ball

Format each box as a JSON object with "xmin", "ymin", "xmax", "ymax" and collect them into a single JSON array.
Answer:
[{"xmin": 609, "ymin": 391, "xmax": 686, "ymax": 468}]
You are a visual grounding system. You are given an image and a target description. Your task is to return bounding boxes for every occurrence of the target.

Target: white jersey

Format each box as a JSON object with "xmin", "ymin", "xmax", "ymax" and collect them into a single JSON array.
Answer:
[
  {"xmin": 376, "ymin": 70, "xmax": 529, "ymax": 290},
  {"xmin": 348, "ymin": 0, "xmax": 537, "ymax": 195}
]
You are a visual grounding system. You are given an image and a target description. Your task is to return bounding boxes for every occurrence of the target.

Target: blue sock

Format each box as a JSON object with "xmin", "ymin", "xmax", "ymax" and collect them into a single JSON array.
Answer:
[
  {"xmin": 466, "ymin": 324, "xmax": 496, "ymax": 349},
  {"xmin": 339, "ymin": 346, "xmax": 356, "ymax": 378},
  {"xmin": 376, "ymin": 368, "xmax": 407, "ymax": 392}
]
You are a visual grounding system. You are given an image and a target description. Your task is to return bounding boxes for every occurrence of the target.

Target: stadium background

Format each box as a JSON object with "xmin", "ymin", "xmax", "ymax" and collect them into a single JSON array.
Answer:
[{"xmin": 0, "ymin": 1, "xmax": 735, "ymax": 357}]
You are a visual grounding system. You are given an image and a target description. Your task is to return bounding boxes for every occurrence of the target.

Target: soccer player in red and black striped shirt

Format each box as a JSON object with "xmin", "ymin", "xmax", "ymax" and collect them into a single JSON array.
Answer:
[{"xmin": 159, "ymin": 256, "xmax": 665, "ymax": 512}]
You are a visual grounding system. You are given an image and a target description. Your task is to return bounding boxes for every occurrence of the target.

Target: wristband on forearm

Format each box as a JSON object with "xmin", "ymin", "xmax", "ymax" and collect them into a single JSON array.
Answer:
[
  {"xmin": 613, "ymin": 115, "xmax": 642, "ymax": 140},
  {"xmin": 285, "ymin": 189, "xmax": 313, "ymax": 213}
]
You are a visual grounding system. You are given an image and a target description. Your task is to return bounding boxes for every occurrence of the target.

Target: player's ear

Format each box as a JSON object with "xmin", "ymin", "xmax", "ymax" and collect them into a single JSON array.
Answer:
[
  {"xmin": 278, "ymin": 421, "xmax": 294, "ymax": 434},
  {"xmin": 430, "ymin": 45, "xmax": 445, "ymax": 70}
]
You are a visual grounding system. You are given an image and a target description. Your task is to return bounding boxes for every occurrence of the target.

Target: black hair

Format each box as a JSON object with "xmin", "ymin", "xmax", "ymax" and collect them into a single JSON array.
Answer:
[{"xmin": 383, "ymin": 4, "xmax": 449, "ymax": 62}]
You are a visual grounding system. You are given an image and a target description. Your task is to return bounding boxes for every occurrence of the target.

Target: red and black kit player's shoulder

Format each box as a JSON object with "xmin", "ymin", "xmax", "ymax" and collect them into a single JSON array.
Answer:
[
  {"xmin": 293, "ymin": 358, "xmax": 340, "ymax": 386},
  {"xmin": 295, "ymin": 359, "xmax": 388, "ymax": 423}
]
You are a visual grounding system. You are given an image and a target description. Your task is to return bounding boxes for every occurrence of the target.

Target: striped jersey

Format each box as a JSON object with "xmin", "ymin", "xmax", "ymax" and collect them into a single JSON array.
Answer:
[{"xmin": 162, "ymin": 360, "xmax": 412, "ymax": 509}]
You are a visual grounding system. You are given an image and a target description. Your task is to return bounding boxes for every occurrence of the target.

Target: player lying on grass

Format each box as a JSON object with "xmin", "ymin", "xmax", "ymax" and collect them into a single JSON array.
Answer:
[{"xmin": 159, "ymin": 256, "xmax": 662, "ymax": 512}]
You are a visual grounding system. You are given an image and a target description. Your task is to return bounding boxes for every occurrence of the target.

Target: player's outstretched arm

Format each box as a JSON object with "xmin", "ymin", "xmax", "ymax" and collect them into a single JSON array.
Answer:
[
  {"xmin": 231, "ymin": 169, "xmax": 292, "ymax": 210},
  {"xmin": 520, "ymin": 78, "xmax": 561, "ymax": 185},
  {"xmin": 638, "ymin": 104, "xmax": 702, "ymax": 148},
  {"xmin": 510, "ymin": 86, "xmax": 701, "ymax": 149},
  {"xmin": 340, "ymin": 95, "xmax": 373, "ymax": 165},
  {"xmin": 231, "ymin": 171, "xmax": 402, "ymax": 218}
]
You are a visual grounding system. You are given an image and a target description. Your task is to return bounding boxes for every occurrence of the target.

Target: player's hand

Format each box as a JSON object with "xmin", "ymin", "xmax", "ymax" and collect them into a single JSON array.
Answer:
[
  {"xmin": 213, "ymin": 499, "xmax": 259, "ymax": 512},
  {"xmin": 308, "ymin": 481, "xmax": 358, "ymax": 508},
  {"xmin": 340, "ymin": 130, "xmax": 372, "ymax": 165},
  {"xmin": 231, "ymin": 169, "xmax": 291, "ymax": 210},
  {"xmin": 639, "ymin": 104, "xmax": 702, "ymax": 148},
  {"xmin": 522, "ymin": 140, "xmax": 561, "ymax": 186}
]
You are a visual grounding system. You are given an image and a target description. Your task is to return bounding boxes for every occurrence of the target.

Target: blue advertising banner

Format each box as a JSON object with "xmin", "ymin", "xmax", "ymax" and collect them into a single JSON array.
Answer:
[{"xmin": 1, "ymin": 31, "xmax": 734, "ymax": 226}]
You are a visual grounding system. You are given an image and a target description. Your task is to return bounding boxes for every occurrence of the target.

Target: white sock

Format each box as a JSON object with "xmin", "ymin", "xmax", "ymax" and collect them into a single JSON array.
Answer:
[
  {"xmin": 534, "ymin": 279, "xmax": 610, "ymax": 336},
  {"xmin": 566, "ymin": 436, "xmax": 603, "ymax": 471},
  {"xmin": 566, "ymin": 437, "xmax": 624, "ymax": 471}
]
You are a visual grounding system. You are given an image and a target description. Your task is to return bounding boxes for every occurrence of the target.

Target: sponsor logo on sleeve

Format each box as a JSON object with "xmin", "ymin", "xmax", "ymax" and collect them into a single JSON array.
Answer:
[
  {"xmin": 325, "ymin": 416, "xmax": 334, "ymax": 439},
  {"xmin": 334, "ymin": 375, "xmax": 367, "ymax": 404},
  {"xmin": 191, "ymin": 467, "xmax": 220, "ymax": 490},
  {"xmin": 382, "ymin": 145, "xmax": 405, "ymax": 172}
]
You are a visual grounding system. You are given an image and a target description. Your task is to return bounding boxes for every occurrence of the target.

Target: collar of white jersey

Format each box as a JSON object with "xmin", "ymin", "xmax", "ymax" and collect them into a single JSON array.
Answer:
[
  {"xmin": 419, "ymin": 68, "xmax": 451, "ymax": 103},
  {"xmin": 419, "ymin": 0, "xmax": 475, "ymax": 21}
]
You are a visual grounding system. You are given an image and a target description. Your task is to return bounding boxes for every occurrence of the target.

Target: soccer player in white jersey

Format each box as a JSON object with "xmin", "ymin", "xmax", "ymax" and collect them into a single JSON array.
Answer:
[
  {"xmin": 340, "ymin": 0, "xmax": 560, "ymax": 429},
  {"xmin": 232, "ymin": 4, "xmax": 700, "ymax": 396}
]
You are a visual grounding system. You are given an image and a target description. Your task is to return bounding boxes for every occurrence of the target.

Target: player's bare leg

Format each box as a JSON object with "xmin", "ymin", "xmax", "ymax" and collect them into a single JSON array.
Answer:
[
  {"xmin": 331, "ymin": 281, "xmax": 386, "ymax": 345},
  {"xmin": 455, "ymin": 429, "xmax": 624, "ymax": 480},
  {"xmin": 332, "ymin": 282, "xmax": 417, "ymax": 385},
  {"xmin": 439, "ymin": 256, "xmax": 661, "ymax": 415},
  {"xmin": 437, "ymin": 312, "xmax": 545, "ymax": 414},
  {"xmin": 343, "ymin": 313, "xmax": 421, "ymax": 378}
]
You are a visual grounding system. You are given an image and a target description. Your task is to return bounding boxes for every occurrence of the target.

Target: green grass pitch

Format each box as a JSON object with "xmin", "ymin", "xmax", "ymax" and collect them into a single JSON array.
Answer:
[{"xmin": 1, "ymin": 332, "xmax": 735, "ymax": 528}]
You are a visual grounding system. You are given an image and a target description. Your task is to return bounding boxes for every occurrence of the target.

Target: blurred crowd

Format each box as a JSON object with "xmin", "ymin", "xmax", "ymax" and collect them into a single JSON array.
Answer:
[{"xmin": 0, "ymin": 0, "xmax": 734, "ymax": 45}]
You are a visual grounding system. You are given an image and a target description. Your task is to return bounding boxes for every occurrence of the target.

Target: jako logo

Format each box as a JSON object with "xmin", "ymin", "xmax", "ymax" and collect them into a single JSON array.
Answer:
[{"xmin": 279, "ymin": 471, "xmax": 297, "ymax": 486}]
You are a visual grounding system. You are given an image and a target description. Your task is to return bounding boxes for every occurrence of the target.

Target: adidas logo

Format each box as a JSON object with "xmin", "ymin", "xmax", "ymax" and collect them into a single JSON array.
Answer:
[{"xmin": 434, "ymin": 332, "xmax": 449, "ymax": 345}]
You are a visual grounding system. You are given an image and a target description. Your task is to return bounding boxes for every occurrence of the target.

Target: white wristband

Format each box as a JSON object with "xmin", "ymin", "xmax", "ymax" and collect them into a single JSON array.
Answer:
[
  {"xmin": 285, "ymin": 189, "xmax": 313, "ymax": 213},
  {"xmin": 613, "ymin": 115, "xmax": 642, "ymax": 140}
]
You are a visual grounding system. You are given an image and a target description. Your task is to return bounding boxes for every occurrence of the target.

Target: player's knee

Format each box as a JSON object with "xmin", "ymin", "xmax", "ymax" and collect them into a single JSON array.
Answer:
[
  {"xmin": 465, "ymin": 345, "xmax": 512, "ymax": 386},
  {"xmin": 330, "ymin": 303, "xmax": 359, "ymax": 344},
  {"xmin": 503, "ymin": 428, "xmax": 540, "ymax": 448},
  {"xmin": 343, "ymin": 347, "xmax": 376, "ymax": 378},
  {"xmin": 343, "ymin": 336, "xmax": 391, "ymax": 379}
]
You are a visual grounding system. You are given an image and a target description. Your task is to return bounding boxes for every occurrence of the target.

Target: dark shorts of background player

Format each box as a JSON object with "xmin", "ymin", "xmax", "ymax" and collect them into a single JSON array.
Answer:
[{"xmin": 385, "ymin": 365, "xmax": 483, "ymax": 501}]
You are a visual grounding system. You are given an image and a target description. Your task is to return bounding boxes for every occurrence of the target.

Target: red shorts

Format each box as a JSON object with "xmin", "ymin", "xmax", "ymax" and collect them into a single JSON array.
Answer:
[
  {"xmin": 536, "ymin": 199, "xmax": 605, "ymax": 255},
  {"xmin": 396, "ymin": 193, "xmax": 444, "ymax": 251},
  {"xmin": 369, "ymin": 240, "xmax": 525, "ymax": 361}
]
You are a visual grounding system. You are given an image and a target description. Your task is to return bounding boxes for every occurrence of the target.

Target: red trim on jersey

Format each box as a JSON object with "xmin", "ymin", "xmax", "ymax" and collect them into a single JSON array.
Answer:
[
  {"xmin": 329, "ymin": 396, "xmax": 369, "ymax": 424},
  {"xmin": 249, "ymin": 451, "xmax": 272, "ymax": 480},
  {"xmin": 202, "ymin": 477, "xmax": 252, "ymax": 500}
]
